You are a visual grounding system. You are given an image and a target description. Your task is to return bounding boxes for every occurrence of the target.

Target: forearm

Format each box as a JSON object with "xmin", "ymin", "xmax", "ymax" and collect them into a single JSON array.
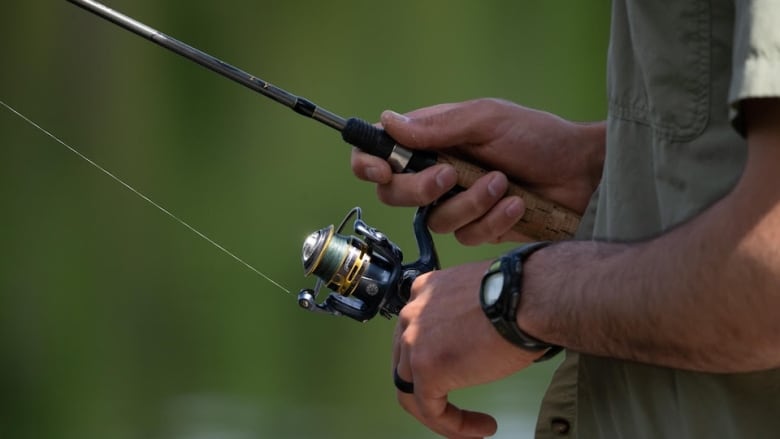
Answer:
[{"xmin": 519, "ymin": 102, "xmax": 780, "ymax": 373}]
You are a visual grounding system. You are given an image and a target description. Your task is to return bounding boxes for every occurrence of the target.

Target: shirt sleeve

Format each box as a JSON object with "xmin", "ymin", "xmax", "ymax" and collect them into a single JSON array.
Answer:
[{"xmin": 729, "ymin": 0, "xmax": 780, "ymax": 134}]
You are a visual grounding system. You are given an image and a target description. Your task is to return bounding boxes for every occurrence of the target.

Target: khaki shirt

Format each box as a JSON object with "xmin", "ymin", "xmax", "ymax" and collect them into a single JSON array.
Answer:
[{"xmin": 536, "ymin": 1, "xmax": 780, "ymax": 437}]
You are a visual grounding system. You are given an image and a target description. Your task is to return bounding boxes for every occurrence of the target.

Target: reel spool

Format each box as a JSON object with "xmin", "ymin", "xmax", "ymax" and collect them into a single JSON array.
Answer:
[
  {"xmin": 298, "ymin": 206, "xmax": 439, "ymax": 322},
  {"xmin": 302, "ymin": 223, "xmax": 370, "ymax": 297}
]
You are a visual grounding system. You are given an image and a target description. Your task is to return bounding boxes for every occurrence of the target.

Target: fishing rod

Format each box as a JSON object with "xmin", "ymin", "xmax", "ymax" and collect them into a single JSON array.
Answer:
[{"xmin": 66, "ymin": 0, "xmax": 580, "ymax": 242}]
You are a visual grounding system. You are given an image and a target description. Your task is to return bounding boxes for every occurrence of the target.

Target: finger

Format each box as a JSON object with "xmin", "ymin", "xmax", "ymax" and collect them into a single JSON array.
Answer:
[
  {"xmin": 391, "ymin": 313, "xmax": 409, "ymax": 375},
  {"xmin": 392, "ymin": 324, "xmax": 401, "ymax": 367},
  {"xmin": 394, "ymin": 308, "xmax": 413, "ymax": 385},
  {"xmin": 427, "ymin": 171, "xmax": 508, "ymax": 234},
  {"xmin": 376, "ymin": 164, "xmax": 458, "ymax": 207},
  {"xmin": 453, "ymin": 196, "xmax": 526, "ymax": 246},
  {"xmin": 414, "ymin": 394, "xmax": 499, "ymax": 439},
  {"xmin": 351, "ymin": 147, "xmax": 393, "ymax": 184},
  {"xmin": 356, "ymin": 103, "xmax": 459, "ymax": 183},
  {"xmin": 395, "ymin": 331, "xmax": 417, "ymax": 412}
]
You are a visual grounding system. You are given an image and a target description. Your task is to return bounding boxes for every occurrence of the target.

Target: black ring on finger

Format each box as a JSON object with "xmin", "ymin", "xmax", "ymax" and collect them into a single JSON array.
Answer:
[{"xmin": 393, "ymin": 367, "xmax": 414, "ymax": 394}]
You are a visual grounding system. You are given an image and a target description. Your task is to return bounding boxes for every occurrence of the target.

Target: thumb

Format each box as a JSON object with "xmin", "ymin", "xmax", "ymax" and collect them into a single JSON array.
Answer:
[
  {"xmin": 380, "ymin": 100, "xmax": 499, "ymax": 150},
  {"xmin": 380, "ymin": 110, "xmax": 423, "ymax": 146},
  {"xmin": 380, "ymin": 108, "xmax": 470, "ymax": 150}
]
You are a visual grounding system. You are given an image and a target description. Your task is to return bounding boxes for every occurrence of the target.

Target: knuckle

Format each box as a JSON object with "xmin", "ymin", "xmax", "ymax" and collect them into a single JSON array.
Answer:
[
  {"xmin": 472, "ymin": 97, "xmax": 497, "ymax": 108},
  {"xmin": 465, "ymin": 190, "xmax": 491, "ymax": 212},
  {"xmin": 473, "ymin": 97, "xmax": 507, "ymax": 113},
  {"xmin": 454, "ymin": 227, "xmax": 483, "ymax": 246},
  {"xmin": 376, "ymin": 186, "xmax": 395, "ymax": 205},
  {"xmin": 375, "ymin": 174, "xmax": 441, "ymax": 207},
  {"xmin": 398, "ymin": 320, "xmax": 420, "ymax": 349},
  {"xmin": 418, "ymin": 177, "xmax": 446, "ymax": 205},
  {"xmin": 416, "ymin": 190, "xmax": 437, "ymax": 207},
  {"xmin": 349, "ymin": 150, "xmax": 370, "ymax": 175},
  {"xmin": 397, "ymin": 307, "xmax": 413, "ymax": 329},
  {"xmin": 427, "ymin": 219, "xmax": 450, "ymax": 234},
  {"xmin": 349, "ymin": 147, "xmax": 363, "ymax": 167},
  {"xmin": 396, "ymin": 392, "xmax": 412, "ymax": 409},
  {"xmin": 489, "ymin": 213, "xmax": 515, "ymax": 237},
  {"xmin": 351, "ymin": 149, "xmax": 391, "ymax": 182},
  {"xmin": 453, "ymin": 203, "xmax": 515, "ymax": 246},
  {"xmin": 469, "ymin": 176, "xmax": 504, "ymax": 208},
  {"xmin": 408, "ymin": 352, "xmax": 437, "ymax": 379},
  {"xmin": 427, "ymin": 207, "xmax": 459, "ymax": 234}
]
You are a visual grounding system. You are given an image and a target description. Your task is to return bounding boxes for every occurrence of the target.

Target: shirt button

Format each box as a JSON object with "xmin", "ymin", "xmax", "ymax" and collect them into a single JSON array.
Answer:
[{"xmin": 551, "ymin": 418, "xmax": 570, "ymax": 435}]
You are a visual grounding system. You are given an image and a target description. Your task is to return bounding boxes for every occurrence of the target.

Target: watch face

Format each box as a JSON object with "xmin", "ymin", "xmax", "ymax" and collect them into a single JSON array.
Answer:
[{"xmin": 481, "ymin": 271, "xmax": 504, "ymax": 306}]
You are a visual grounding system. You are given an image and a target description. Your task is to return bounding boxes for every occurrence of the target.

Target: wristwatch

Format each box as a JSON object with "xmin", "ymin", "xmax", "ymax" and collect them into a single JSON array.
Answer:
[{"xmin": 480, "ymin": 241, "xmax": 562, "ymax": 362}]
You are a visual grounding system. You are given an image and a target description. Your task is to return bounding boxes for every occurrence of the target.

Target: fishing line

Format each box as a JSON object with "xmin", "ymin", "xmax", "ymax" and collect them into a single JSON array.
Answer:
[{"xmin": 0, "ymin": 99, "xmax": 291, "ymax": 294}]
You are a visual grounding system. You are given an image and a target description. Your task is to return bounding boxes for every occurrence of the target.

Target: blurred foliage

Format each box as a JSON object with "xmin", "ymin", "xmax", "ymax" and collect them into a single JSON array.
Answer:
[{"xmin": 0, "ymin": 1, "xmax": 609, "ymax": 438}]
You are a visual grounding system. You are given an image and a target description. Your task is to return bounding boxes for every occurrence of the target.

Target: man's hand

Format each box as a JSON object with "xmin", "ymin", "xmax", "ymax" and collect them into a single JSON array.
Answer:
[
  {"xmin": 393, "ymin": 261, "xmax": 543, "ymax": 438},
  {"xmin": 351, "ymin": 98, "xmax": 605, "ymax": 245}
]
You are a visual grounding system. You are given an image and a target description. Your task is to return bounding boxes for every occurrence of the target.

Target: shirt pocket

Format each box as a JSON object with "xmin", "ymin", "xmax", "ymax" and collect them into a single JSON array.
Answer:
[{"xmin": 607, "ymin": 0, "xmax": 710, "ymax": 142}]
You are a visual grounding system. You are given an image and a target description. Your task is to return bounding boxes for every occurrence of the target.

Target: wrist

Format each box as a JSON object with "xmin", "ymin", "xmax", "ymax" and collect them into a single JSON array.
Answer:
[{"xmin": 569, "ymin": 120, "xmax": 607, "ymax": 186}]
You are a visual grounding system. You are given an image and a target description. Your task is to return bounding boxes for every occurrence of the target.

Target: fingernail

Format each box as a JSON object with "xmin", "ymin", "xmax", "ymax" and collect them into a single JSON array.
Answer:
[
  {"xmin": 436, "ymin": 166, "xmax": 457, "ymax": 190},
  {"xmin": 505, "ymin": 197, "xmax": 524, "ymax": 218},
  {"xmin": 383, "ymin": 110, "xmax": 410, "ymax": 123},
  {"xmin": 487, "ymin": 174, "xmax": 507, "ymax": 198}
]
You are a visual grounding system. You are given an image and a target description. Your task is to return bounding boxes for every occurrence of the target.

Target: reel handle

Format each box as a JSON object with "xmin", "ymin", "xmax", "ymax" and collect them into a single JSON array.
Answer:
[{"xmin": 342, "ymin": 118, "xmax": 580, "ymax": 241}]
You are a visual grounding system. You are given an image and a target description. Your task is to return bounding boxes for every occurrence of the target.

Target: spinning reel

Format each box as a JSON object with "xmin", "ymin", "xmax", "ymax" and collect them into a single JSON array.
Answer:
[{"xmin": 297, "ymin": 206, "xmax": 439, "ymax": 322}]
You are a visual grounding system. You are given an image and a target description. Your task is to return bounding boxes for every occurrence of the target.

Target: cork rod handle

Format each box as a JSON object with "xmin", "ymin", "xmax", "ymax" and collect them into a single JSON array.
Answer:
[{"xmin": 437, "ymin": 153, "xmax": 581, "ymax": 241}]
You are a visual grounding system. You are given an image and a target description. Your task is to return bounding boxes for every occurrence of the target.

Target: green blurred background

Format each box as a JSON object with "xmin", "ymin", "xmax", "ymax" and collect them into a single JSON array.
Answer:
[{"xmin": 0, "ymin": 1, "xmax": 608, "ymax": 438}]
